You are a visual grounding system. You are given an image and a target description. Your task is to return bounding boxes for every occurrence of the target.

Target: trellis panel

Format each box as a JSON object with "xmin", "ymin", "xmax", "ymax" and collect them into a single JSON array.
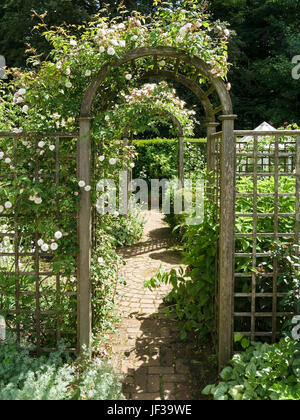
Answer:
[
  {"xmin": 234, "ymin": 130, "xmax": 300, "ymax": 343},
  {"xmin": 0, "ymin": 132, "xmax": 78, "ymax": 354}
]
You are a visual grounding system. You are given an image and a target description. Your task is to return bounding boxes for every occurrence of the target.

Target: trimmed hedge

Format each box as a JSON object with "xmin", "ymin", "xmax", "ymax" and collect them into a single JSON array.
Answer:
[{"xmin": 132, "ymin": 138, "xmax": 206, "ymax": 183}]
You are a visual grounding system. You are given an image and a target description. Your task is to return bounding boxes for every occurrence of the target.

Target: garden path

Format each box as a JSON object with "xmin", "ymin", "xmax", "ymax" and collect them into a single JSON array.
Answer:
[{"xmin": 107, "ymin": 210, "xmax": 201, "ymax": 400}]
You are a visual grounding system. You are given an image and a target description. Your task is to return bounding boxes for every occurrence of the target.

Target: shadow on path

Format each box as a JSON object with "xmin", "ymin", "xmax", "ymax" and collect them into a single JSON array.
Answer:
[{"xmin": 108, "ymin": 211, "xmax": 217, "ymax": 400}]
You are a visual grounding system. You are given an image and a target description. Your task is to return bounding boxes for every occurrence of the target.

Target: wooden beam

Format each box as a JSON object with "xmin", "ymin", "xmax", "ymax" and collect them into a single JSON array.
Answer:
[
  {"xmin": 153, "ymin": 55, "xmax": 158, "ymax": 74},
  {"xmin": 173, "ymin": 58, "xmax": 180, "ymax": 77},
  {"xmin": 201, "ymin": 85, "xmax": 216, "ymax": 100},
  {"xmin": 212, "ymin": 105, "xmax": 223, "ymax": 115},
  {"xmin": 218, "ymin": 114, "xmax": 237, "ymax": 368},
  {"xmin": 78, "ymin": 117, "xmax": 92, "ymax": 354},
  {"xmin": 178, "ymin": 136, "xmax": 184, "ymax": 186}
]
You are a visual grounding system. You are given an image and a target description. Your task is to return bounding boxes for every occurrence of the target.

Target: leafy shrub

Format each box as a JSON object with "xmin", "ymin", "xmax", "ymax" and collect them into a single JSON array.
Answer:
[
  {"xmin": 91, "ymin": 231, "xmax": 124, "ymax": 335},
  {"xmin": 202, "ymin": 337, "xmax": 300, "ymax": 400},
  {"xmin": 99, "ymin": 208, "xmax": 145, "ymax": 248},
  {"xmin": 146, "ymin": 197, "xmax": 218, "ymax": 341},
  {"xmin": 0, "ymin": 335, "xmax": 124, "ymax": 400}
]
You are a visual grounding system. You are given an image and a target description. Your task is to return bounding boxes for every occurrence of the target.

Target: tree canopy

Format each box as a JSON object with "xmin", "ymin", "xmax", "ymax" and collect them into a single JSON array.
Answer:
[{"xmin": 0, "ymin": 0, "xmax": 299, "ymax": 128}]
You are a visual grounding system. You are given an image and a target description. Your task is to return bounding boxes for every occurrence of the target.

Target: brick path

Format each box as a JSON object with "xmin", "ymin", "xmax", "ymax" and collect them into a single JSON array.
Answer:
[{"xmin": 108, "ymin": 210, "xmax": 196, "ymax": 400}]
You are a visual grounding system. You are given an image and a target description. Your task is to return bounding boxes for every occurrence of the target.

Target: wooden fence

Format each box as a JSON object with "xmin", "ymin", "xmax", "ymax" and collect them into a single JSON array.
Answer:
[{"xmin": 209, "ymin": 129, "xmax": 300, "ymax": 366}]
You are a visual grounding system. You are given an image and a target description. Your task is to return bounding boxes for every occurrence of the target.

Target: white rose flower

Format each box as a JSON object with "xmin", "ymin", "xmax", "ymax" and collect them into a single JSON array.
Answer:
[
  {"xmin": 119, "ymin": 40, "xmax": 126, "ymax": 47},
  {"xmin": 54, "ymin": 231, "xmax": 63, "ymax": 240},
  {"xmin": 37, "ymin": 239, "xmax": 44, "ymax": 247},
  {"xmin": 84, "ymin": 185, "xmax": 91, "ymax": 192},
  {"xmin": 118, "ymin": 23, "xmax": 125, "ymax": 30},
  {"xmin": 224, "ymin": 29, "xmax": 230, "ymax": 37},
  {"xmin": 130, "ymin": 162, "xmax": 135, "ymax": 168},
  {"xmin": 98, "ymin": 155, "xmax": 105, "ymax": 162},
  {"xmin": 65, "ymin": 81, "xmax": 72, "ymax": 88},
  {"xmin": 4, "ymin": 201, "xmax": 12, "ymax": 209},
  {"xmin": 105, "ymin": 115, "xmax": 110, "ymax": 122},
  {"xmin": 66, "ymin": 67, "xmax": 71, "ymax": 75},
  {"xmin": 5, "ymin": 158, "xmax": 11, "ymax": 164},
  {"xmin": 41, "ymin": 244, "xmax": 49, "ymax": 252},
  {"xmin": 226, "ymin": 82, "xmax": 232, "ymax": 91},
  {"xmin": 18, "ymin": 88, "xmax": 26, "ymax": 96},
  {"xmin": 22, "ymin": 105, "xmax": 29, "ymax": 113},
  {"xmin": 107, "ymin": 47, "xmax": 116, "ymax": 55},
  {"xmin": 99, "ymin": 46, "xmax": 105, "ymax": 53},
  {"xmin": 49, "ymin": 145, "xmax": 55, "ymax": 151},
  {"xmin": 114, "ymin": 211, "xmax": 119, "ymax": 216},
  {"xmin": 111, "ymin": 39, "xmax": 119, "ymax": 46},
  {"xmin": 50, "ymin": 243, "xmax": 58, "ymax": 251},
  {"xmin": 0, "ymin": 206, "xmax": 4, "ymax": 213},
  {"xmin": 109, "ymin": 158, "xmax": 117, "ymax": 165},
  {"xmin": 56, "ymin": 61, "xmax": 62, "ymax": 70},
  {"xmin": 98, "ymin": 257, "xmax": 104, "ymax": 264},
  {"xmin": 38, "ymin": 141, "xmax": 45, "ymax": 148},
  {"xmin": 16, "ymin": 97, "xmax": 24, "ymax": 103},
  {"xmin": 0, "ymin": 152, "xmax": 4, "ymax": 159},
  {"xmin": 125, "ymin": 74, "xmax": 132, "ymax": 80},
  {"xmin": 34, "ymin": 197, "xmax": 42, "ymax": 204},
  {"xmin": 85, "ymin": 70, "xmax": 92, "ymax": 77},
  {"xmin": 78, "ymin": 180, "xmax": 86, "ymax": 188},
  {"xmin": 131, "ymin": 35, "xmax": 138, "ymax": 41},
  {"xmin": 70, "ymin": 40, "xmax": 77, "ymax": 46},
  {"xmin": 12, "ymin": 127, "xmax": 23, "ymax": 134}
]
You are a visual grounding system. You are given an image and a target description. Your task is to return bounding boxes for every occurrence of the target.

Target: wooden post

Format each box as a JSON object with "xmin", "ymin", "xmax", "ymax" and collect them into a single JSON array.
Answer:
[
  {"xmin": 78, "ymin": 117, "xmax": 92, "ymax": 353},
  {"xmin": 179, "ymin": 136, "xmax": 184, "ymax": 186},
  {"xmin": 206, "ymin": 122, "xmax": 219, "ymax": 172},
  {"xmin": 218, "ymin": 114, "xmax": 237, "ymax": 368}
]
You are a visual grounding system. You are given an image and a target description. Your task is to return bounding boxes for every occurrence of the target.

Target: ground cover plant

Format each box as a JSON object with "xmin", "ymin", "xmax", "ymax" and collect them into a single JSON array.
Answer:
[
  {"xmin": 0, "ymin": 334, "xmax": 124, "ymax": 400},
  {"xmin": 202, "ymin": 336, "xmax": 300, "ymax": 400}
]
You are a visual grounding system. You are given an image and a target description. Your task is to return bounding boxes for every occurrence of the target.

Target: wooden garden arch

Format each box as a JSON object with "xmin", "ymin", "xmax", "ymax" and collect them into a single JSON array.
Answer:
[{"xmin": 78, "ymin": 46, "xmax": 236, "ymax": 367}]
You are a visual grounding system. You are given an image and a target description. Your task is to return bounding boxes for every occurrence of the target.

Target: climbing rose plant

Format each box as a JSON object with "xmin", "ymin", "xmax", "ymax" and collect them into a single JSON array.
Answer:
[{"xmin": 0, "ymin": 0, "xmax": 230, "ymax": 347}]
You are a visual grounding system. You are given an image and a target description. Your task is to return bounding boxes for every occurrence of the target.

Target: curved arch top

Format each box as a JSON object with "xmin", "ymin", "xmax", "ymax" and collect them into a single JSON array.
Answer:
[
  {"xmin": 80, "ymin": 46, "xmax": 233, "ymax": 118},
  {"xmin": 140, "ymin": 70, "xmax": 216, "ymax": 122}
]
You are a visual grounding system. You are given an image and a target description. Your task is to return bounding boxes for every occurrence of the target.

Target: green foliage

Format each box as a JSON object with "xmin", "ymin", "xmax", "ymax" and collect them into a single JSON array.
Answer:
[
  {"xmin": 99, "ymin": 210, "xmax": 145, "ymax": 249},
  {"xmin": 91, "ymin": 232, "xmax": 125, "ymax": 336},
  {"xmin": 210, "ymin": 0, "xmax": 300, "ymax": 127},
  {"xmin": 0, "ymin": 0, "xmax": 100, "ymax": 67},
  {"xmin": 133, "ymin": 138, "xmax": 206, "ymax": 185},
  {"xmin": 170, "ymin": 198, "xmax": 218, "ymax": 340},
  {"xmin": 0, "ymin": 335, "xmax": 124, "ymax": 400},
  {"xmin": 203, "ymin": 337, "xmax": 300, "ymax": 400}
]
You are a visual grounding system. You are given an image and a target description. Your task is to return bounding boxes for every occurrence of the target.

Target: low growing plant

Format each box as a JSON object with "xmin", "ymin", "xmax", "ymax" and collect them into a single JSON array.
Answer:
[
  {"xmin": 202, "ymin": 337, "xmax": 300, "ymax": 400},
  {"xmin": 0, "ymin": 334, "xmax": 124, "ymax": 400}
]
